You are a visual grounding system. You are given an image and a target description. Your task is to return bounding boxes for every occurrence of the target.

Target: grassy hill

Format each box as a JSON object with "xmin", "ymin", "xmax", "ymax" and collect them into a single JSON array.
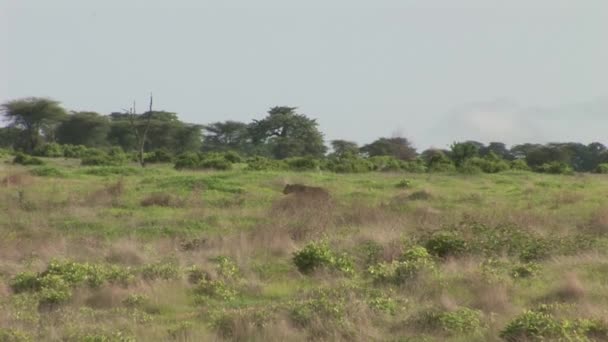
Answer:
[{"xmin": 1, "ymin": 157, "xmax": 608, "ymax": 341}]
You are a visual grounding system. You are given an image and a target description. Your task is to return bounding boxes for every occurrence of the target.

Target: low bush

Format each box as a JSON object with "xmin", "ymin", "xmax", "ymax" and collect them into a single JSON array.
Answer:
[
  {"xmin": 81, "ymin": 148, "xmax": 127, "ymax": 166},
  {"xmin": 411, "ymin": 307, "xmax": 483, "ymax": 335},
  {"xmin": 30, "ymin": 166, "xmax": 64, "ymax": 177},
  {"xmin": 368, "ymin": 246, "xmax": 434, "ymax": 284},
  {"xmin": 510, "ymin": 159, "xmax": 531, "ymax": 171},
  {"xmin": 245, "ymin": 156, "xmax": 286, "ymax": 171},
  {"xmin": 174, "ymin": 152, "xmax": 233, "ymax": 170},
  {"xmin": 144, "ymin": 149, "xmax": 173, "ymax": 163},
  {"xmin": 596, "ymin": 163, "xmax": 608, "ymax": 174},
  {"xmin": 536, "ymin": 162, "xmax": 574, "ymax": 175},
  {"xmin": 293, "ymin": 241, "xmax": 353, "ymax": 275},
  {"xmin": 13, "ymin": 153, "xmax": 44, "ymax": 166},
  {"xmin": 33, "ymin": 143, "xmax": 64, "ymax": 158},
  {"xmin": 285, "ymin": 157, "xmax": 320, "ymax": 171},
  {"xmin": 424, "ymin": 231, "xmax": 468, "ymax": 258},
  {"xmin": 322, "ymin": 157, "xmax": 373, "ymax": 173}
]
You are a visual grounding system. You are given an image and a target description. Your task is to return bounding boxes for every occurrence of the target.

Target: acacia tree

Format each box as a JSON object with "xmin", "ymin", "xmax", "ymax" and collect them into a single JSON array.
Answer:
[
  {"xmin": 360, "ymin": 137, "xmax": 417, "ymax": 160},
  {"xmin": 125, "ymin": 94, "xmax": 153, "ymax": 167},
  {"xmin": 250, "ymin": 106, "xmax": 327, "ymax": 159},
  {"xmin": 1, "ymin": 97, "xmax": 67, "ymax": 152}
]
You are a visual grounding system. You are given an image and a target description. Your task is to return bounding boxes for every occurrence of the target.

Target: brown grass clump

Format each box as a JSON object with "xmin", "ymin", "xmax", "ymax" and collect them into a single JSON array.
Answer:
[
  {"xmin": 271, "ymin": 195, "xmax": 334, "ymax": 240},
  {"xmin": 1, "ymin": 172, "xmax": 33, "ymax": 187},
  {"xmin": 588, "ymin": 206, "xmax": 608, "ymax": 235},
  {"xmin": 550, "ymin": 191, "xmax": 584, "ymax": 209},
  {"xmin": 547, "ymin": 272, "xmax": 586, "ymax": 303},
  {"xmin": 140, "ymin": 192, "xmax": 184, "ymax": 207},
  {"xmin": 86, "ymin": 180, "xmax": 125, "ymax": 206},
  {"xmin": 105, "ymin": 240, "xmax": 144, "ymax": 266},
  {"xmin": 471, "ymin": 283, "xmax": 512, "ymax": 314}
]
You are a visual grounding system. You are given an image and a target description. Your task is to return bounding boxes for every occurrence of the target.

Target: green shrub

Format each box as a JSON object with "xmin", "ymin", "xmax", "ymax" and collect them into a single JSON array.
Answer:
[
  {"xmin": 511, "ymin": 159, "xmax": 531, "ymax": 171},
  {"xmin": 500, "ymin": 310, "xmax": 566, "ymax": 341},
  {"xmin": 174, "ymin": 152, "xmax": 201, "ymax": 169},
  {"xmin": 13, "ymin": 153, "xmax": 44, "ymax": 166},
  {"xmin": 463, "ymin": 157, "xmax": 510, "ymax": 173},
  {"xmin": 193, "ymin": 279, "xmax": 237, "ymax": 301},
  {"xmin": 401, "ymin": 160, "xmax": 427, "ymax": 173},
  {"xmin": 411, "ymin": 308, "xmax": 483, "ymax": 334},
  {"xmin": 536, "ymin": 162, "xmax": 574, "ymax": 175},
  {"xmin": 245, "ymin": 156, "xmax": 286, "ymax": 171},
  {"xmin": 62, "ymin": 144, "xmax": 89, "ymax": 158},
  {"xmin": 285, "ymin": 157, "xmax": 320, "ymax": 171},
  {"xmin": 424, "ymin": 231, "xmax": 468, "ymax": 258},
  {"xmin": 223, "ymin": 151, "xmax": 243, "ymax": 163},
  {"xmin": 458, "ymin": 159, "xmax": 483, "ymax": 174},
  {"xmin": 0, "ymin": 328, "xmax": 32, "ymax": 342},
  {"xmin": 81, "ymin": 166, "xmax": 141, "ymax": 176},
  {"xmin": 199, "ymin": 156, "xmax": 232, "ymax": 170},
  {"xmin": 293, "ymin": 241, "xmax": 353, "ymax": 275},
  {"xmin": 33, "ymin": 143, "xmax": 64, "ymax": 158},
  {"xmin": 396, "ymin": 179, "xmax": 413, "ymax": 188},
  {"xmin": 30, "ymin": 166, "xmax": 64, "ymax": 177},
  {"xmin": 368, "ymin": 246, "xmax": 434, "ymax": 284},
  {"xmin": 596, "ymin": 163, "xmax": 608, "ymax": 174},
  {"xmin": 511, "ymin": 263, "xmax": 541, "ymax": 279},
  {"xmin": 369, "ymin": 156, "xmax": 403, "ymax": 172},
  {"xmin": 141, "ymin": 260, "xmax": 180, "ymax": 281},
  {"xmin": 144, "ymin": 149, "xmax": 173, "ymax": 163},
  {"xmin": 323, "ymin": 157, "xmax": 373, "ymax": 173},
  {"xmin": 81, "ymin": 148, "xmax": 127, "ymax": 166}
]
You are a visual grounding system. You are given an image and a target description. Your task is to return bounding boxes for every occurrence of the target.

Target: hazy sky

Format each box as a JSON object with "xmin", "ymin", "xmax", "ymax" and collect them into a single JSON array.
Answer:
[{"xmin": 1, "ymin": 0, "xmax": 607, "ymax": 150}]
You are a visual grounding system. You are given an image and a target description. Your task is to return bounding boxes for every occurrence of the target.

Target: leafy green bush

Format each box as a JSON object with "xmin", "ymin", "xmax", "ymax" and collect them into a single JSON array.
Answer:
[
  {"xmin": 510, "ymin": 159, "xmax": 531, "ymax": 171},
  {"xmin": 193, "ymin": 279, "xmax": 237, "ymax": 301},
  {"xmin": 33, "ymin": 143, "xmax": 64, "ymax": 158},
  {"xmin": 223, "ymin": 151, "xmax": 243, "ymax": 163},
  {"xmin": 322, "ymin": 157, "xmax": 373, "ymax": 173},
  {"xmin": 511, "ymin": 263, "xmax": 541, "ymax": 279},
  {"xmin": 424, "ymin": 231, "xmax": 468, "ymax": 258},
  {"xmin": 368, "ymin": 246, "xmax": 435, "ymax": 284},
  {"xmin": 141, "ymin": 260, "xmax": 180, "ymax": 281},
  {"xmin": 199, "ymin": 156, "xmax": 232, "ymax": 170},
  {"xmin": 596, "ymin": 163, "xmax": 608, "ymax": 174},
  {"xmin": 144, "ymin": 149, "xmax": 173, "ymax": 163},
  {"xmin": 462, "ymin": 157, "xmax": 510, "ymax": 173},
  {"xmin": 81, "ymin": 166, "xmax": 141, "ymax": 176},
  {"xmin": 369, "ymin": 156, "xmax": 403, "ymax": 172},
  {"xmin": 174, "ymin": 152, "xmax": 200, "ymax": 169},
  {"xmin": 293, "ymin": 241, "xmax": 353, "ymax": 275},
  {"xmin": 0, "ymin": 328, "xmax": 32, "ymax": 342},
  {"xmin": 285, "ymin": 157, "xmax": 320, "ymax": 171},
  {"xmin": 245, "ymin": 156, "xmax": 286, "ymax": 171},
  {"xmin": 62, "ymin": 144, "xmax": 89, "ymax": 158},
  {"xmin": 411, "ymin": 308, "xmax": 483, "ymax": 334},
  {"xmin": 500, "ymin": 310, "xmax": 565, "ymax": 341},
  {"xmin": 81, "ymin": 148, "xmax": 127, "ymax": 166},
  {"xmin": 401, "ymin": 160, "xmax": 427, "ymax": 173},
  {"xmin": 10, "ymin": 260, "xmax": 136, "ymax": 306},
  {"xmin": 536, "ymin": 162, "xmax": 574, "ymax": 175},
  {"xmin": 30, "ymin": 166, "xmax": 64, "ymax": 177},
  {"xmin": 13, "ymin": 153, "xmax": 44, "ymax": 166}
]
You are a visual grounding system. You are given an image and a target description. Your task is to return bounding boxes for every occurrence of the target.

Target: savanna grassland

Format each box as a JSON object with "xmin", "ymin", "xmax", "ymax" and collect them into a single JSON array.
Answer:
[{"xmin": 2, "ymin": 157, "xmax": 608, "ymax": 341}]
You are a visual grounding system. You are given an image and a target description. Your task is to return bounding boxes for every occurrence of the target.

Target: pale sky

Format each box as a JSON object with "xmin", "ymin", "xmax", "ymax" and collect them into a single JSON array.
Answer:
[{"xmin": 1, "ymin": 0, "xmax": 607, "ymax": 150}]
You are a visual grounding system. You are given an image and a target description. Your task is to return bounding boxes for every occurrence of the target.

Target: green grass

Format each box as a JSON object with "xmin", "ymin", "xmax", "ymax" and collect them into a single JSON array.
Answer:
[{"xmin": 1, "ymin": 157, "xmax": 608, "ymax": 341}]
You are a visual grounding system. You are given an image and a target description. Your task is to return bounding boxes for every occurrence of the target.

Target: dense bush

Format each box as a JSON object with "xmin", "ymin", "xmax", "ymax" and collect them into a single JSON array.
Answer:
[
  {"xmin": 245, "ymin": 156, "xmax": 286, "ymax": 171},
  {"xmin": 81, "ymin": 148, "xmax": 127, "ymax": 166},
  {"xmin": 144, "ymin": 149, "xmax": 173, "ymax": 163},
  {"xmin": 13, "ymin": 153, "xmax": 44, "ymax": 165},
  {"xmin": 368, "ymin": 246, "xmax": 435, "ymax": 284},
  {"xmin": 285, "ymin": 157, "xmax": 320, "ymax": 171},
  {"xmin": 223, "ymin": 151, "xmax": 243, "ymax": 163},
  {"xmin": 33, "ymin": 142, "xmax": 64, "ymax": 158},
  {"xmin": 323, "ymin": 157, "xmax": 373, "ymax": 173},
  {"xmin": 536, "ymin": 161, "xmax": 574, "ymax": 175},
  {"xmin": 62, "ymin": 144, "xmax": 89, "ymax": 158},
  {"xmin": 596, "ymin": 163, "xmax": 608, "ymax": 174},
  {"xmin": 499, "ymin": 308, "xmax": 607, "ymax": 341},
  {"xmin": 510, "ymin": 158, "xmax": 531, "ymax": 171},
  {"xmin": 424, "ymin": 231, "xmax": 468, "ymax": 258},
  {"xmin": 30, "ymin": 166, "xmax": 64, "ymax": 177},
  {"xmin": 174, "ymin": 152, "xmax": 233, "ymax": 170},
  {"xmin": 411, "ymin": 308, "xmax": 483, "ymax": 334},
  {"xmin": 462, "ymin": 157, "xmax": 510, "ymax": 173},
  {"xmin": 293, "ymin": 241, "xmax": 353, "ymax": 275}
]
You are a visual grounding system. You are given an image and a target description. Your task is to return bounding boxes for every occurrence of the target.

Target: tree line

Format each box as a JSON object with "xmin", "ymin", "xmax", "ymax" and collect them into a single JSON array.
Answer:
[{"xmin": 2, "ymin": 97, "xmax": 608, "ymax": 174}]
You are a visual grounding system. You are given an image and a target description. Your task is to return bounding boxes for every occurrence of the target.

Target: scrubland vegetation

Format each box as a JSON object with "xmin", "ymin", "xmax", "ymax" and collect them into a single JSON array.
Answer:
[{"xmin": 2, "ymin": 154, "xmax": 608, "ymax": 341}]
